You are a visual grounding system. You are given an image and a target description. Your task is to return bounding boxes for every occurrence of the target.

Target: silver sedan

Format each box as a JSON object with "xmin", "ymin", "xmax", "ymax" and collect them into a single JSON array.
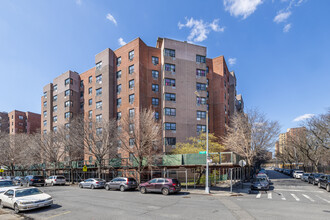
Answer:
[{"xmin": 78, "ymin": 178, "xmax": 106, "ymax": 189}]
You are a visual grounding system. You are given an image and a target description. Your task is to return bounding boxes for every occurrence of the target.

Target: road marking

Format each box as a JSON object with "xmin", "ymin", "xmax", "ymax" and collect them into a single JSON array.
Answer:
[
  {"xmin": 315, "ymin": 195, "xmax": 330, "ymax": 204},
  {"xmin": 302, "ymin": 194, "xmax": 315, "ymax": 202},
  {"xmin": 45, "ymin": 211, "xmax": 71, "ymax": 219},
  {"xmin": 267, "ymin": 192, "xmax": 272, "ymax": 199},
  {"xmin": 274, "ymin": 189, "xmax": 324, "ymax": 193},
  {"xmin": 256, "ymin": 192, "xmax": 261, "ymax": 199},
  {"xmin": 278, "ymin": 192, "xmax": 286, "ymax": 200},
  {"xmin": 291, "ymin": 193, "xmax": 300, "ymax": 201}
]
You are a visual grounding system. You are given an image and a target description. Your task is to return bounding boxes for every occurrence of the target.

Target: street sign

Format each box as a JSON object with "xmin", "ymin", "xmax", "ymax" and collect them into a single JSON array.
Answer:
[
  {"xmin": 83, "ymin": 165, "xmax": 87, "ymax": 172},
  {"xmin": 239, "ymin": 160, "xmax": 246, "ymax": 167},
  {"xmin": 199, "ymin": 151, "xmax": 207, "ymax": 154},
  {"xmin": 0, "ymin": 169, "xmax": 4, "ymax": 173}
]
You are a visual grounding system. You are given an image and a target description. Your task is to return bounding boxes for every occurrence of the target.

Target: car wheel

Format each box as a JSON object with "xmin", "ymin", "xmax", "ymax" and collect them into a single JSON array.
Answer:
[
  {"xmin": 91, "ymin": 185, "xmax": 95, "ymax": 189},
  {"xmin": 79, "ymin": 184, "xmax": 83, "ymax": 188},
  {"xmin": 140, "ymin": 187, "xmax": 147, "ymax": 194},
  {"xmin": 313, "ymin": 180, "xmax": 316, "ymax": 185},
  {"xmin": 120, "ymin": 186, "xmax": 125, "ymax": 192},
  {"xmin": 105, "ymin": 185, "xmax": 110, "ymax": 191},
  {"xmin": 51, "ymin": 182, "xmax": 54, "ymax": 186},
  {"xmin": 318, "ymin": 182, "xmax": 321, "ymax": 188},
  {"xmin": 162, "ymin": 188, "xmax": 169, "ymax": 196},
  {"xmin": 14, "ymin": 203, "xmax": 19, "ymax": 214},
  {"xmin": 0, "ymin": 200, "xmax": 4, "ymax": 209},
  {"xmin": 326, "ymin": 185, "xmax": 330, "ymax": 192}
]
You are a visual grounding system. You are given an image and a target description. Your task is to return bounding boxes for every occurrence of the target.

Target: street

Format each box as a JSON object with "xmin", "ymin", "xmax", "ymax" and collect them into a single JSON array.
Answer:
[{"xmin": 1, "ymin": 170, "xmax": 326, "ymax": 220}]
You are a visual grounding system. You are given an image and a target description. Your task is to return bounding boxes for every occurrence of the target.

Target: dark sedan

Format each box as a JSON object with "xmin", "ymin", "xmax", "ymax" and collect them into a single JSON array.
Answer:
[
  {"xmin": 308, "ymin": 173, "xmax": 324, "ymax": 185},
  {"xmin": 318, "ymin": 175, "xmax": 330, "ymax": 192},
  {"xmin": 251, "ymin": 177, "xmax": 270, "ymax": 191},
  {"xmin": 21, "ymin": 175, "xmax": 45, "ymax": 187}
]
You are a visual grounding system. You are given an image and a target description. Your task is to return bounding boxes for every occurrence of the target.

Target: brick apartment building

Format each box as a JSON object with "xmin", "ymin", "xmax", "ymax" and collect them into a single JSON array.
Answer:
[
  {"xmin": 41, "ymin": 37, "xmax": 244, "ymax": 160},
  {"xmin": 276, "ymin": 127, "xmax": 306, "ymax": 158},
  {"xmin": 0, "ymin": 110, "xmax": 41, "ymax": 134},
  {"xmin": 0, "ymin": 112, "xmax": 9, "ymax": 133}
]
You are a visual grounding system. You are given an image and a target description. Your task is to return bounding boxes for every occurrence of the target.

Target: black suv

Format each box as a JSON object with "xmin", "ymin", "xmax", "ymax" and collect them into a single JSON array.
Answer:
[
  {"xmin": 318, "ymin": 175, "xmax": 330, "ymax": 192},
  {"xmin": 308, "ymin": 173, "xmax": 324, "ymax": 185},
  {"xmin": 21, "ymin": 175, "xmax": 45, "ymax": 187}
]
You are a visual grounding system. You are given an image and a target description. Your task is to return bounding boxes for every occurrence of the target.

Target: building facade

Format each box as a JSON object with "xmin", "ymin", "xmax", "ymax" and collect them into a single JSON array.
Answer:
[
  {"xmin": 0, "ymin": 112, "xmax": 9, "ymax": 133},
  {"xmin": 6, "ymin": 110, "xmax": 41, "ymax": 134},
  {"xmin": 41, "ymin": 37, "xmax": 243, "ymax": 159}
]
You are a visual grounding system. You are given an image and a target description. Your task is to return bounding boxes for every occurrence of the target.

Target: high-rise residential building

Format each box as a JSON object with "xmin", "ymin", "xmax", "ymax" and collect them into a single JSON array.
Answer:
[
  {"xmin": 7, "ymin": 110, "xmax": 41, "ymax": 134},
  {"xmin": 275, "ymin": 141, "xmax": 280, "ymax": 157},
  {"xmin": 0, "ymin": 112, "xmax": 9, "ymax": 133},
  {"xmin": 278, "ymin": 133, "xmax": 287, "ymax": 155},
  {"xmin": 41, "ymin": 37, "xmax": 243, "ymax": 159},
  {"xmin": 276, "ymin": 127, "xmax": 306, "ymax": 158}
]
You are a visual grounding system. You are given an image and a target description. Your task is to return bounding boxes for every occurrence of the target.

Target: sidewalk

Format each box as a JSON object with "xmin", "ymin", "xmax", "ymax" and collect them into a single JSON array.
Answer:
[
  {"xmin": 182, "ymin": 182, "xmax": 251, "ymax": 196},
  {"xmin": 0, "ymin": 209, "xmax": 23, "ymax": 220}
]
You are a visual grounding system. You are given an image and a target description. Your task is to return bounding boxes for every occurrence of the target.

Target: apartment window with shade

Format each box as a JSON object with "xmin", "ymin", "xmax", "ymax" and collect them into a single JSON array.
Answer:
[
  {"xmin": 129, "ymin": 80, "xmax": 134, "ymax": 89},
  {"xmin": 64, "ymin": 112, "xmax": 72, "ymax": 119},
  {"xmin": 96, "ymin": 88, "xmax": 102, "ymax": 96},
  {"xmin": 165, "ymin": 137, "xmax": 176, "ymax": 146},
  {"xmin": 65, "ymin": 101, "xmax": 72, "ymax": 108},
  {"xmin": 152, "ymin": 56, "xmax": 159, "ymax": 65},
  {"xmin": 53, "ymin": 95, "xmax": 57, "ymax": 102},
  {"xmin": 43, "ymin": 101, "xmax": 47, "ymax": 107},
  {"xmin": 164, "ymin": 108, "xmax": 176, "ymax": 116},
  {"xmin": 129, "ymin": 50, "xmax": 134, "ymax": 60},
  {"xmin": 43, "ymin": 92, "xmax": 47, "ymax": 98},
  {"xmin": 88, "ymin": 87, "xmax": 92, "ymax": 95},
  {"xmin": 96, "ymin": 75, "xmax": 102, "ymax": 83},
  {"xmin": 165, "ymin": 123, "xmax": 176, "ymax": 131},
  {"xmin": 89, "ymin": 76, "xmax": 92, "ymax": 83},
  {"xmin": 116, "ymin": 57, "xmax": 121, "ymax": 66},
  {"xmin": 65, "ymin": 123, "xmax": 70, "ymax": 129},
  {"xmin": 129, "ymin": 94, "xmax": 135, "ymax": 104},
  {"xmin": 65, "ymin": 89, "xmax": 72, "ymax": 96},
  {"xmin": 80, "ymin": 80, "xmax": 84, "ymax": 88},
  {"xmin": 165, "ymin": 93, "xmax": 176, "ymax": 102},
  {"xmin": 129, "ymin": 138, "xmax": 135, "ymax": 147},
  {"xmin": 88, "ymin": 110, "xmax": 92, "ymax": 119},
  {"xmin": 152, "ymin": 70, "xmax": 159, "ymax": 79},
  {"xmin": 53, "ymin": 84, "xmax": 57, "ymax": 92},
  {"xmin": 206, "ymin": 66, "xmax": 209, "ymax": 73},
  {"xmin": 117, "ymin": 84, "xmax": 121, "ymax": 94},
  {"xmin": 53, "ymin": 126, "xmax": 58, "ymax": 132},
  {"xmin": 129, "ymin": 65, "xmax": 134, "ymax": 74},
  {"xmin": 65, "ymin": 78, "xmax": 73, "ymax": 86},
  {"xmin": 43, "ymin": 111, "xmax": 47, "ymax": 117},
  {"xmin": 116, "ymin": 70, "xmax": 122, "ymax": 79},
  {"xmin": 152, "ymin": 98, "xmax": 159, "ymax": 106},
  {"xmin": 164, "ymin": 48, "xmax": 175, "ymax": 57},
  {"xmin": 152, "ymin": 84, "xmax": 159, "ymax": 92},
  {"xmin": 96, "ymin": 128, "xmax": 102, "ymax": 136},
  {"xmin": 197, "ymin": 111, "xmax": 206, "ymax": 119},
  {"xmin": 80, "ymin": 102, "xmax": 84, "ymax": 110},
  {"xmin": 154, "ymin": 112, "xmax": 159, "ymax": 120},
  {"xmin": 96, "ymin": 101, "xmax": 102, "ymax": 109},
  {"xmin": 117, "ymin": 98, "xmax": 121, "ymax": 107},
  {"xmin": 96, "ymin": 114, "xmax": 102, "ymax": 122},
  {"xmin": 197, "ymin": 97, "xmax": 207, "ymax": 105},
  {"xmin": 129, "ymin": 109, "xmax": 135, "ymax": 118},
  {"xmin": 129, "ymin": 123, "xmax": 135, "ymax": 132},
  {"xmin": 80, "ymin": 91, "xmax": 83, "ymax": 98},
  {"xmin": 53, "ymin": 116, "xmax": 57, "ymax": 123},
  {"xmin": 164, "ymin": 78, "xmax": 175, "ymax": 87},
  {"xmin": 196, "ymin": 55, "xmax": 206, "ymax": 63},
  {"xmin": 196, "ymin": 69, "xmax": 206, "ymax": 77},
  {"xmin": 96, "ymin": 61, "xmax": 102, "ymax": 70},
  {"xmin": 197, "ymin": 125, "xmax": 206, "ymax": 133},
  {"xmin": 53, "ymin": 105, "xmax": 57, "ymax": 112},
  {"xmin": 117, "ymin": 112, "xmax": 121, "ymax": 120},
  {"xmin": 89, "ymin": 99, "xmax": 92, "ymax": 106},
  {"xmin": 196, "ymin": 83, "xmax": 207, "ymax": 91},
  {"xmin": 164, "ymin": 63, "xmax": 175, "ymax": 72},
  {"xmin": 43, "ymin": 120, "xmax": 47, "ymax": 126}
]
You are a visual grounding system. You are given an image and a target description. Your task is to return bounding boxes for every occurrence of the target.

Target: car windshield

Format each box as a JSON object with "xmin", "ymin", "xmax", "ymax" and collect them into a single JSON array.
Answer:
[
  {"xmin": 315, "ymin": 174, "xmax": 323, "ymax": 177},
  {"xmin": 128, "ymin": 178, "xmax": 135, "ymax": 181},
  {"xmin": 296, "ymin": 171, "xmax": 303, "ymax": 173},
  {"xmin": 0, "ymin": 181, "xmax": 14, "ymax": 187},
  {"xmin": 256, "ymin": 177, "xmax": 267, "ymax": 182},
  {"xmin": 33, "ymin": 176, "xmax": 44, "ymax": 180},
  {"xmin": 15, "ymin": 188, "xmax": 43, "ymax": 197},
  {"xmin": 94, "ymin": 178, "xmax": 104, "ymax": 181}
]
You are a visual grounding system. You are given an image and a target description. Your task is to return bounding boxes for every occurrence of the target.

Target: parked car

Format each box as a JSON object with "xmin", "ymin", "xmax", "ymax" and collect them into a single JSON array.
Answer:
[
  {"xmin": 318, "ymin": 175, "xmax": 330, "ymax": 192},
  {"xmin": 21, "ymin": 176, "xmax": 46, "ymax": 187},
  {"xmin": 301, "ymin": 173, "xmax": 311, "ymax": 182},
  {"xmin": 0, "ymin": 180, "xmax": 20, "ymax": 194},
  {"xmin": 293, "ymin": 170, "xmax": 304, "ymax": 179},
  {"xmin": 12, "ymin": 177, "xmax": 24, "ymax": 186},
  {"xmin": 139, "ymin": 178, "xmax": 181, "ymax": 195},
  {"xmin": 0, "ymin": 187, "xmax": 53, "ymax": 214},
  {"xmin": 250, "ymin": 177, "xmax": 270, "ymax": 191},
  {"xmin": 78, "ymin": 178, "xmax": 106, "ymax": 189},
  {"xmin": 105, "ymin": 177, "xmax": 137, "ymax": 192},
  {"xmin": 45, "ymin": 176, "xmax": 66, "ymax": 186},
  {"xmin": 308, "ymin": 173, "xmax": 324, "ymax": 185},
  {"xmin": 256, "ymin": 173, "xmax": 271, "ymax": 183}
]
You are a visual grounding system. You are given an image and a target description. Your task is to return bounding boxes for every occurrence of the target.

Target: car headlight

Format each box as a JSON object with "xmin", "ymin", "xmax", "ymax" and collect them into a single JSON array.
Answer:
[{"xmin": 18, "ymin": 200, "xmax": 33, "ymax": 205}]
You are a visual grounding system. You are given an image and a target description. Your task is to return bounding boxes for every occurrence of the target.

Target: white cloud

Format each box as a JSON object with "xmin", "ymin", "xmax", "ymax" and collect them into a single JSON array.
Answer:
[
  {"xmin": 273, "ymin": 11, "xmax": 291, "ymax": 23},
  {"xmin": 293, "ymin": 113, "xmax": 314, "ymax": 122},
  {"xmin": 118, "ymin": 38, "xmax": 126, "ymax": 46},
  {"xmin": 228, "ymin": 58, "xmax": 237, "ymax": 65},
  {"xmin": 283, "ymin": 23, "xmax": 292, "ymax": 32},
  {"xmin": 75, "ymin": 0, "xmax": 82, "ymax": 5},
  {"xmin": 106, "ymin": 13, "xmax": 117, "ymax": 26},
  {"xmin": 178, "ymin": 18, "xmax": 224, "ymax": 42},
  {"xmin": 223, "ymin": 0, "xmax": 263, "ymax": 19}
]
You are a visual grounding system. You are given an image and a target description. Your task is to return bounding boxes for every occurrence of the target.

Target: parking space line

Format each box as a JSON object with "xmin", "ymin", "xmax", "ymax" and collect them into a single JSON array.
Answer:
[
  {"xmin": 256, "ymin": 192, "xmax": 261, "ymax": 199},
  {"xmin": 45, "ymin": 211, "xmax": 71, "ymax": 219},
  {"xmin": 291, "ymin": 193, "xmax": 300, "ymax": 201},
  {"xmin": 267, "ymin": 192, "xmax": 272, "ymax": 199},
  {"xmin": 302, "ymin": 194, "xmax": 315, "ymax": 202},
  {"xmin": 315, "ymin": 195, "xmax": 330, "ymax": 204}
]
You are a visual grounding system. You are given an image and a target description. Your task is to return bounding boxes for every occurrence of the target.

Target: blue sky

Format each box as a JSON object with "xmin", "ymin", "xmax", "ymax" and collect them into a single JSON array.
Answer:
[{"xmin": 0, "ymin": 0, "xmax": 329, "ymax": 133}]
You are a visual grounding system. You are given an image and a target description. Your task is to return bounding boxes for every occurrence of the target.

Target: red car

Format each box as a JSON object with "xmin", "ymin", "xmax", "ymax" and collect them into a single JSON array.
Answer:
[{"xmin": 139, "ymin": 178, "xmax": 181, "ymax": 195}]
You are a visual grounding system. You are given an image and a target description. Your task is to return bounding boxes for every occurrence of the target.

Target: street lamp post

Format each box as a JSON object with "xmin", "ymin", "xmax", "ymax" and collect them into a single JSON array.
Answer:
[{"xmin": 195, "ymin": 91, "xmax": 210, "ymax": 194}]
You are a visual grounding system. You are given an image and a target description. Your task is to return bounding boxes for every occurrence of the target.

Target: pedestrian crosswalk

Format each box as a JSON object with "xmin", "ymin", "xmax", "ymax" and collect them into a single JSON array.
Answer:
[{"xmin": 252, "ymin": 191, "xmax": 330, "ymax": 204}]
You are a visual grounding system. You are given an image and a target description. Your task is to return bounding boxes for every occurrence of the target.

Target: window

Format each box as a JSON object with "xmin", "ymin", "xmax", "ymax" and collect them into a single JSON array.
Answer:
[
  {"xmin": 117, "ymin": 84, "xmax": 121, "ymax": 94},
  {"xmin": 129, "ymin": 123, "xmax": 135, "ymax": 132},
  {"xmin": 96, "ymin": 114, "xmax": 102, "ymax": 122},
  {"xmin": 117, "ymin": 112, "xmax": 122, "ymax": 120},
  {"xmin": 164, "ymin": 78, "xmax": 175, "ymax": 87},
  {"xmin": 116, "ymin": 57, "xmax": 121, "ymax": 66},
  {"xmin": 89, "ymin": 99, "xmax": 92, "ymax": 106},
  {"xmin": 65, "ymin": 112, "xmax": 72, "ymax": 119},
  {"xmin": 65, "ymin": 78, "xmax": 73, "ymax": 85},
  {"xmin": 43, "ymin": 111, "xmax": 47, "ymax": 117},
  {"xmin": 80, "ymin": 91, "xmax": 83, "ymax": 98},
  {"xmin": 53, "ymin": 95, "xmax": 57, "ymax": 102},
  {"xmin": 117, "ymin": 98, "xmax": 121, "ymax": 107},
  {"xmin": 96, "ymin": 61, "xmax": 102, "ymax": 70},
  {"xmin": 197, "ymin": 97, "xmax": 207, "ymax": 105},
  {"xmin": 165, "ymin": 137, "xmax": 176, "ymax": 146},
  {"xmin": 129, "ymin": 94, "xmax": 135, "ymax": 104},
  {"xmin": 164, "ymin": 63, "xmax": 175, "ymax": 72},
  {"xmin": 53, "ymin": 126, "xmax": 57, "ymax": 132},
  {"xmin": 207, "ymin": 91, "xmax": 209, "ymax": 98},
  {"xmin": 80, "ymin": 80, "xmax": 84, "ymax": 88},
  {"xmin": 197, "ymin": 111, "xmax": 206, "ymax": 119},
  {"xmin": 43, "ymin": 101, "xmax": 47, "ymax": 107},
  {"xmin": 53, "ymin": 116, "xmax": 57, "ymax": 123},
  {"xmin": 206, "ymin": 66, "xmax": 209, "ymax": 73},
  {"xmin": 116, "ymin": 70, "xmax": 122, "ymax": 79},
  {"xmin": 129, "ymin": 50, "xmax": 134, "ymax": 60},
  {"xmin": 154, "ymin": 112, "xmax": 159, "ymax": 120},
  {"xmin": 196, "ymin": 83, "xmax": 207, "ymax": 91},
  {"xmin": 43, "ymin": 92, "xmax": 47, "ymax": 98},
  {"xmin": 89, "ymin": 156, "xmax": 93, "ymax": 162},
  {"xmin": 53, "ymin": 105, "xmax": 57, "ymax": 112},
  {"xmin": 165, "ymin": 93, "xmax": 176, "ymax": 102},
  {"xmin": 129, "ymin": 109, "xmax": 135, "ymax": 118},
  {"xmin": 65, "ymin": 89, "xmax": 72, "ymax": 96},
  {"xmin": 164, "ymin": 108, "xmax": 176, "ymax": 116},
  {"xmin": 53, "ymin": 84, "xmax": 57, "ymax": 92},
  {"xmin": 96, "ymin": 88, "xmax": 102, "ymax": 96},
  {"xmin": 152, "ymin": 70, "xmax": 159, "ymax": 79},
  {"xmin": 65, "ymin": 123, "xmax": 70, "ymax": 128},
  {"xmin": 152, "ymin": 84, "xmax": 159, "ymax": 92},
  {"xmin": 96, "ymin": 75, "xmax": 102, "ymax": 83},
  {"xmin": 129, "ymin": 80, "xmax": 134, "ymax": 89},
  {"xmin": 129, "ymin": 138, "xmax": 135, "ymax": 146},
  {"xmin": 165, "ymin": 123, "xmax": 176, "ymax": 130},
  {"xmin": 96, "ymin": 101, "xmax": 102, "ymax": 109},
  {"xmin": 152, "ymin": 98, "xmax": 159, "ymax": 106},
  {"xmin": 65, "ymin": 101, "xmax": 72, "ymax": 108},
  {"xmin": 129, "ymin": 65, "xmax": 134, "ymax": 74},
  {"xmin": 197, "ymin": 125, "xmax": 206, "ymax": 133},
  {"xmin": 164, "ymin": 48, "xmax": 175, "ymax": 57},
  {"xmin": 224, "ymin": 93, "xmax": 226, "ymax": 100},
  {"xmin": 88, "ymin": 87, "xmax": 92, "ymax": 94},
  {"xmin": 43, "ymin": 120, "xmax": 47, "ymax": 126},
  {"xmin": 80, "ymin": 102, "xmax": 84, "ymax": 110},
  {"xmin": 96, "ymin": 128, "xmax": 102, "ymax": 136},
  {"xmin": 196, "ymin": 69, "xmax": 206, "ymax": 77},
  {"xmin": 152, "ymin": 56, "xmax": 159, "ymax": 65},
  {"xmin": 88, "ymin": 110, "xmax": 92, "ymax": 119},
  {"xmin": 207, "ymin": 79, "xmax": 209, "ymax": 87},
  {"xmin": 43, "ymin": 130, "xmax": 47, "ymax": 134},
  {"xmin": 89, "ymin": 76, "xmax": 92, "ymax": 83},
  {"xmin": 196, "ymin": 55, "xmax": 206, "ymax": 63}
]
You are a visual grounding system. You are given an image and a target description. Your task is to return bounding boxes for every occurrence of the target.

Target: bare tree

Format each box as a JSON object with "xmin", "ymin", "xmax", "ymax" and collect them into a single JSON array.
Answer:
[
  {"xmin": 223, "ymin": 109, "xmax": 280, "ymax": 167},
  {"xmin": 119, "ymin": 108, "xmax": 162, "ymax": 183}
]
